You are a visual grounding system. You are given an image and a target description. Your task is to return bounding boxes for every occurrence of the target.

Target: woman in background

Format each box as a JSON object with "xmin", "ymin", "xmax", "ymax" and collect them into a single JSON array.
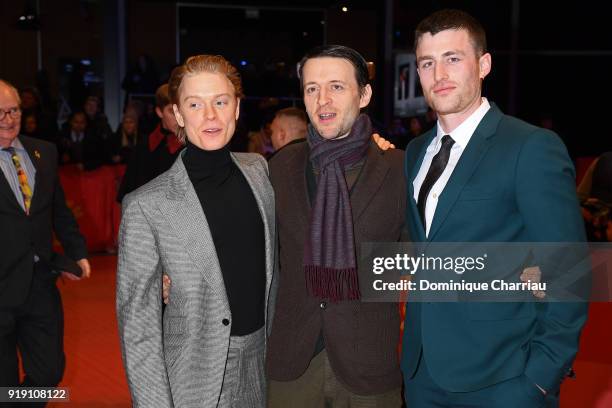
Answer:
[{"xmin": 111, "ymin": 110, "xmax": 139, "ymax": 164}]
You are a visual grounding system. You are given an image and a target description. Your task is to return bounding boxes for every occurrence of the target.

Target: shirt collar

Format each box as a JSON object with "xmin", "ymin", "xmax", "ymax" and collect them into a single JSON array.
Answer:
[
  {"xmin": 3, "ymin": 137, "xmax": 26, "ymax": 152},
  {"xmin": 435, "ymin": 97, "xmax": 491, "ymax": 149}
]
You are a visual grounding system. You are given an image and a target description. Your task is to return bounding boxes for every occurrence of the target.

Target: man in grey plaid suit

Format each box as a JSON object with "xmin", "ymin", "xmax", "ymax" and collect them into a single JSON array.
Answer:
[{"xmin": 116, "ymin": 55, "xmax": 277, "ymax": 408}]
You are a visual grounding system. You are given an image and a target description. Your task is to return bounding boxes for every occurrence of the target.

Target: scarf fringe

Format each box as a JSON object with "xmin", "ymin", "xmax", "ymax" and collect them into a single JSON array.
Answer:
[{"xmin": 305, "ymin": 265, "xmax": 361, "ymax": 302}]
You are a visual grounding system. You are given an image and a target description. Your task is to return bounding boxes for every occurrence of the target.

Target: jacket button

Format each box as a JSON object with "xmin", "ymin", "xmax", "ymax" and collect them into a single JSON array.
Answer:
[
  {"xmin": 222, "ymin": 318, "xmax": 230, "ymax": 326},
  {"xmin": 320, "ymin": 302, "xmax": 326, "ymax": 310}
]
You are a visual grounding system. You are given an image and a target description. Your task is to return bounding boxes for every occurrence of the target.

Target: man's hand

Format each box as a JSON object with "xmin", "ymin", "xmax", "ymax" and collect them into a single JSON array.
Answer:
[
  {"xmin": 520, "ymin": 267, "xmax": 547, "ymax": 395},
  {"xmin": 162, "ymin": 274, "xmax": 171, "ymax": 305},
  {"xmin": 62, "ymin": 258, "xmax": 91, "ymax": 281},
  {"xmin": 520, "ymin": 266, "xmax": 545, "ymax": 299},
  {"xmin": 372, "ymin": 133, "xmax": 395, "ymax": 151}
]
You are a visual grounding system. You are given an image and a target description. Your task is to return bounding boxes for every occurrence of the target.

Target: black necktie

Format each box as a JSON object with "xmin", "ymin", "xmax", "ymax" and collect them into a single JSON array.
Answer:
[{"xmin": 417, "ymin": 134, "xmax": 455, "ymax": 228}]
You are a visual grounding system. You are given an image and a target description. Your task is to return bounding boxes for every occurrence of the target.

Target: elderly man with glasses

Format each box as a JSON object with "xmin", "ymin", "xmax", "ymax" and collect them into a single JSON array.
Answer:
[{"xmin": 0, "ymin": 78, "xmax": 90, "ymax": 403}]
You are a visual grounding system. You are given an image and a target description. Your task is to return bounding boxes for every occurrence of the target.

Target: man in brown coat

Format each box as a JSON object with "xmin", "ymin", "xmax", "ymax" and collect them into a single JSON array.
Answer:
[{"xmin": 266, "ymin": 45, "xmax": 406, "ymax": 407}]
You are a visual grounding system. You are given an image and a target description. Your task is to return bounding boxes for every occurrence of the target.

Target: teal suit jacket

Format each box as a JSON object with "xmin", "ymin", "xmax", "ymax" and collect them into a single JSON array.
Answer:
[{"xmin": 400, "ymin": 104, "xmax": 588, "ymax": 393}]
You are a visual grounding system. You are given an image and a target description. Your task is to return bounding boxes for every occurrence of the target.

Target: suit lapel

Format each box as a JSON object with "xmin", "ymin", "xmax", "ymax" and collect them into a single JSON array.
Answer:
[
  {"xmin": 407, "ymin": 129, "xmax": 436, "ymax": 241},
  {"xmin": 157, "ymin": 154, "xmax": 230, "ymax": 310},
  {"xmin": 350, "ymin": 143, "xmax": 390, "ymax": 222},
  {"xmin": 410, "ymin": 130, "xmax": 436, "ymax": 184},
  {"xmin": 0, "ymin": 165, "xmax": 21, "ymax": 211},
  {"xmin": 288, "ymin": 146, "xmax": 312, "ymax": 228},
  {"xmin": 231, "ymin": 152, "xmax": 275, "ymax": 318},
  {"xmin": 427, "ymin": 106, "xmax": 503, "ymax": 241}
]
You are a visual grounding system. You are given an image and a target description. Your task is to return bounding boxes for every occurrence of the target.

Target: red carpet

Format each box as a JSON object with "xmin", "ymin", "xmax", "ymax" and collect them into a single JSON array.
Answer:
[
  {"xmin": 50, "ymin": 255, "xmax": 130, "ymax": 407},
  {"xmin": 48, "ymin": 255, "xmax": 610, "ymax": 407}
]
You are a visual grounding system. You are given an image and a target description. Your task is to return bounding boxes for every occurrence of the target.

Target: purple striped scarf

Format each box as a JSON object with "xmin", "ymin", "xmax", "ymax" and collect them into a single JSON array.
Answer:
[{"xmin": 304, "ymin": 113, "xmax": 371, "ymax": 302}]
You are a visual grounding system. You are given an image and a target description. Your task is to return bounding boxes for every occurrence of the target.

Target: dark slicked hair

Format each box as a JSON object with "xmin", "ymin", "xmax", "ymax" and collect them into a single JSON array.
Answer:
[
  {"xmin": 414, "ymin": 9, "xmax": 487, "ymax": 56},
  {"xmin": 297, "ymin": 45, "xmax": 369, "ymax": 95}
]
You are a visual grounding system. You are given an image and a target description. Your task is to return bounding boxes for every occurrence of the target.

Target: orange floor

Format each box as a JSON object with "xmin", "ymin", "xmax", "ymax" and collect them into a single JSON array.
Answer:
[
  {"xmin": 48, "ymin": 255, "xmax": 610, "ymax": 407},
  {"xmin": 50, "ymin": 255, "xmax": 130, "ymax": 407}
]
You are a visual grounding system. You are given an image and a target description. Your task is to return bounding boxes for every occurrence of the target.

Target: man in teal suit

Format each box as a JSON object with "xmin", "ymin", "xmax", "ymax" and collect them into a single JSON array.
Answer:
[{"xmin": 401, "ymin": 9, "xmax": 588, "ymax": 407}]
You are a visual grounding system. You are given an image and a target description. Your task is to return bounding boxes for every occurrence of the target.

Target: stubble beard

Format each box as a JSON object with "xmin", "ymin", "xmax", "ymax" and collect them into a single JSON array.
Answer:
[
  {"xmin": 427, "ymin": 91, "xmax": 465, "ymax": 117},
  {"xmin": 314, "ymin": 122, "xmax": 349, "ymax": 141}
]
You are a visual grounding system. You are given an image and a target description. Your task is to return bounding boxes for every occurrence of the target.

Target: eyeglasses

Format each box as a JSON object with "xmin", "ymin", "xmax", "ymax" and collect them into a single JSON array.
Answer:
[{"xmin": 0, "ymin": 107, "xmax": 21, "ymax": 121}]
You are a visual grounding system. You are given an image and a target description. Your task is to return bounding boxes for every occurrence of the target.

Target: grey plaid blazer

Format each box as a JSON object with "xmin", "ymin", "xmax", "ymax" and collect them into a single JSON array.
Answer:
[{"xmin": 116, "ymin": 151, "xmax": 277, "ymax": 407}]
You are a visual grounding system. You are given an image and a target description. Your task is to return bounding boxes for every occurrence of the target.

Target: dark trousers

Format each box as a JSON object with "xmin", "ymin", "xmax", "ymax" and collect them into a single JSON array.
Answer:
[
  {"xmin": 0, "ymin": 263, "xmax": 65, "ymax": 407},
  {"xmin": 404, "ymin": 352, "xmax": 558, "ymax": 408}
]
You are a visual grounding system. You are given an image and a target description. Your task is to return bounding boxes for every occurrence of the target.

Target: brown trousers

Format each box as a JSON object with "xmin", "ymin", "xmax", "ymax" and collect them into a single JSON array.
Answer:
[{"xmin": 268, "ymin": 350, "xmax": 402, "ymax": 408}]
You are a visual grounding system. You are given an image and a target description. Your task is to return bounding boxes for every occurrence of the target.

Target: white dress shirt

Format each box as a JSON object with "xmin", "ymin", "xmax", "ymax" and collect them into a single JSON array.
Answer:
[{"xmin": 413, "ymin": 98, "xmax": 491, "ymax": 237}]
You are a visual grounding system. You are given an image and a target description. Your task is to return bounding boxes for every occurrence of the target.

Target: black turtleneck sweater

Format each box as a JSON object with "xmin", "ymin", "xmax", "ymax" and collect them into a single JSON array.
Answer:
[{"xmin": 183, "ymin": 141, "xmax": 266, "ymax": 336}]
